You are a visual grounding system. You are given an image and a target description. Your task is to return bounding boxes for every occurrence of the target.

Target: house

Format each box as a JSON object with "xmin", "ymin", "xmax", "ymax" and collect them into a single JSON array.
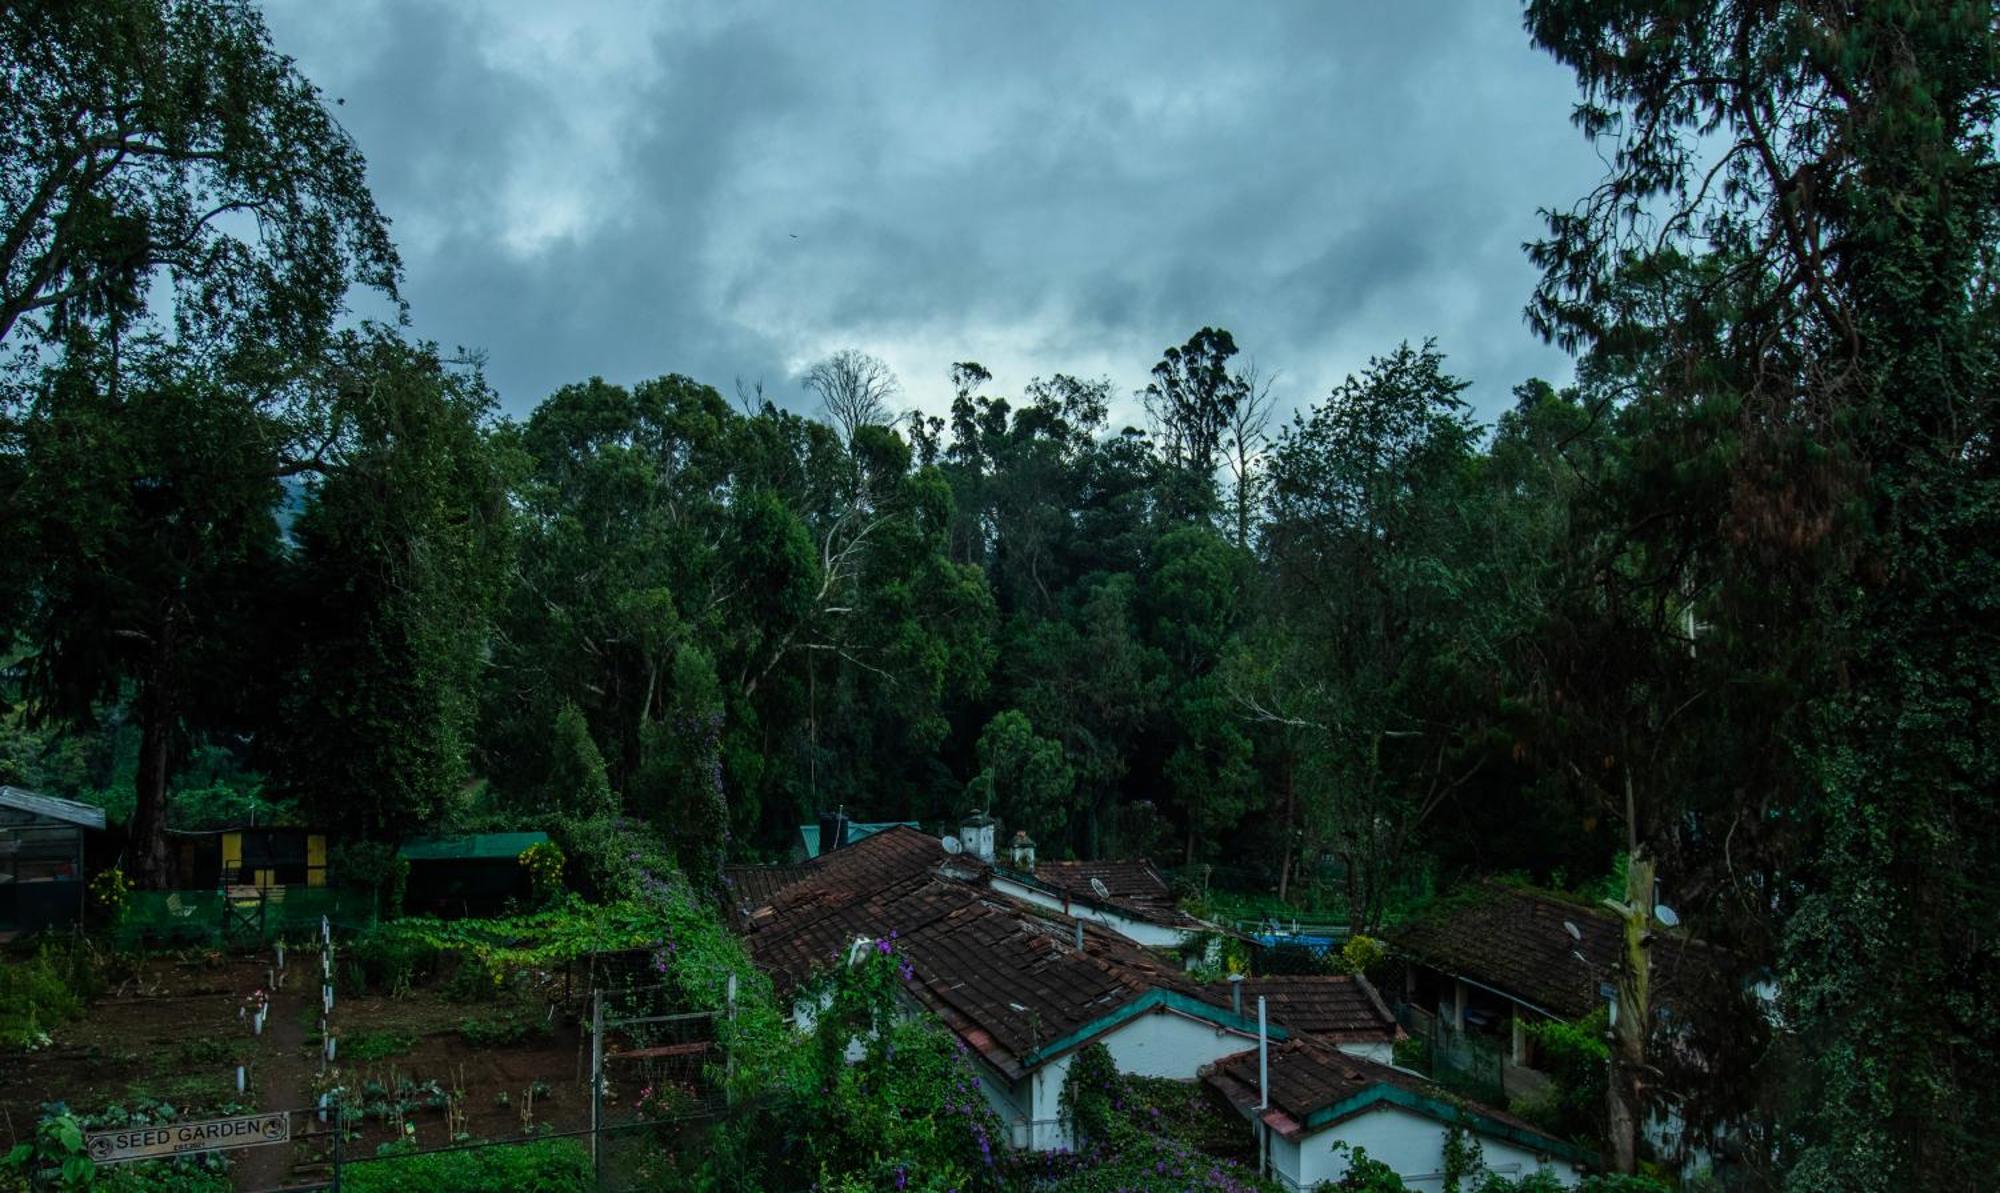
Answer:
[
  {"xmin": 739, "ymin": 826, "xmax": 1283, "ymax": 1150},
  {"xmin": 1204, "ymin": 1036, "xmax": 1593, "ymax": 1191},
  {"xmin": 1388, "ymin": 882, "xmax": 1630, "ymax": 1080},
  {"xmin": 398, "ymin": 831, "xmax": 549, "ymax": 915},
  {"xmin": 1387, "ymin": 881, "xmax": 1729, "ymax": 1176},
  {"xmin": 1215, "ymin": 975, "xmax": 1404, "ymax": 1064},
  {"xmin": 0, "ymin": 786, "xmax": 104, "ymax": 938}
]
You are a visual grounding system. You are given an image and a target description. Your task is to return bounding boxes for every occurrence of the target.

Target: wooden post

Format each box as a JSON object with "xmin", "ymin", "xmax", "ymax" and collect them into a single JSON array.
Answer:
[
  {"xmin": 589, "ymin": 990, "xmax": 604, "ymax": 1177},
  {"xmin": 331, "ymin": 1102, "xmax": 345, "ymax": 1193},
  {"xmin": 724, "ymin": 973, "xmax": 738, "ymax": 1101}
]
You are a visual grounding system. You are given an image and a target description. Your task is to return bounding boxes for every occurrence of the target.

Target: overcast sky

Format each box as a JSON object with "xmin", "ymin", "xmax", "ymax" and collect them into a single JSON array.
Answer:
[{"xmin": 258, "ymin": 1, "xmax": 1605, "ymax": 428}]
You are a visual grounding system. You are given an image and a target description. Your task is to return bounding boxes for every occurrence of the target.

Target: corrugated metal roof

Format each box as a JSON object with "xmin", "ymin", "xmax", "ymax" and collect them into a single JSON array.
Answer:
[
  {"xmin": 398, "ymin": 831, "xmax": 549, "ymax": 861},
  {"xmin": 0, "ymin": 785, "xmax": 108, "ymax": 830}
]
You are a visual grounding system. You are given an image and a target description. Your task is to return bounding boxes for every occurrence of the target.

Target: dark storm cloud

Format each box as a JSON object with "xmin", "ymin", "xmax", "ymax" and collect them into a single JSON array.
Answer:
[{"xmin": 260, "ymin": 0, "xmax": 1603, "ymax": 425}]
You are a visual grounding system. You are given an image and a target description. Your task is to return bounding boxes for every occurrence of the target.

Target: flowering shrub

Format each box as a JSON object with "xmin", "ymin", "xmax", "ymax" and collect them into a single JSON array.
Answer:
[
  {"xmin": 89, "ymin": 867, "xmax": 132, "ymax": 922},
  {"xmin": 517, "ymin": 840, "xmax": 566, "ymax": 907},
  {"xmin": 1339, "ymin": 933, "xmax": 1387, "ymax": 976}
]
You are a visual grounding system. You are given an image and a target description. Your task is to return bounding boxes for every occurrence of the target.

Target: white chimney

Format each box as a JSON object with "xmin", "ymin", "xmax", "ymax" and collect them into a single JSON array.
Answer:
[
  {"xmin": 960, "ymin": 811, "xmax": 998, "ymax": 863},
  {"xmin": 1010, "ymin": 830, "xmax": 1036, "ymax": 871}
]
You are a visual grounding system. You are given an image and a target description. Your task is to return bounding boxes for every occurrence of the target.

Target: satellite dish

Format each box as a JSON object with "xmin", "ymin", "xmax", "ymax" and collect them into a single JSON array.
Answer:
[
  {"xmin": 1653, "ymin": 904, "xmax": 1680, "ymax": 928},
  {"xmin": 1563, "ymin": 920, "xmax": 1583, "ymax": 942},
  {"xmin": 941, "ymin": 835, "xmax": 963, "ymax": 855},
  {"xmin": 1089, "ymin": 877, "xmax": 1111, "ymax": 900}
]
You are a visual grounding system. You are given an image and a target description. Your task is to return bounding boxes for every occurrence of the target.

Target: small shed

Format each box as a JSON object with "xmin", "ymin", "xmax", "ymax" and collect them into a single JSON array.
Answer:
[
  {"xmin": 399, "ymin": 831, "xmax": 550, "ymax": 916},
  {"xmin": 0, "ymin": 786, "xmax": 105, "ymax": 937},
  {"xmin": 168, "ymin": 827, "xmax": 329, "ymax": 890}
]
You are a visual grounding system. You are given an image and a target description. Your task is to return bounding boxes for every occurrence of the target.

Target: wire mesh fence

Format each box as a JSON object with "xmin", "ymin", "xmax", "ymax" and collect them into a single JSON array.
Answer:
[
  {"xmin": 114, "ymin": 887, "xmax": 378, "ymax": 951},
  {"xmin": 1394, "ymin": 1003, "xmax": 1506, "ymax": 1106}
]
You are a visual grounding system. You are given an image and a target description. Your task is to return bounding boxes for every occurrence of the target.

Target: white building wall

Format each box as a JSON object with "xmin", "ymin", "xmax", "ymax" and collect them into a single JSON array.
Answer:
[
  {"xmin": 984, "ymin": 875, "xmax": 1194, "ymax": 948},
  {"xmin": 1097, "ymin": 1006, "xmax": 1259, "ymax": 1079},
  {"xmin": 1000, "ymin": 1006, "xmax": 1259, "ymax": 1151},
  {"xmin": 1291, "ymin": 1104, "xmax": 1584, "ymax": 1192}
]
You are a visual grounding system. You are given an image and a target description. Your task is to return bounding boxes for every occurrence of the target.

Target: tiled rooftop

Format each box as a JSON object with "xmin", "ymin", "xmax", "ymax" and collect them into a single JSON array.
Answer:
[
  {"xmin": 1196, "ymin": 975, "xmax": 1400, "ymax": 1044},
  {"xmin": 1388, "ymin": 882, "xmax": 1627, "ymax": 1020},
  {"xmin": 1204, "ymin": 1036, "xmax": 1565, "ymax": 1152},
  {"xmin": 740, "ymin": 827, "xmax": 1244, "ymax": 1079}
]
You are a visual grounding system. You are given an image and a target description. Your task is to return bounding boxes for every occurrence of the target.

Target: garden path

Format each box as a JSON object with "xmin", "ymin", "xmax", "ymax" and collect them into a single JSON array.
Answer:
[{"xmin": 232, "ymin": 963, "xmax": 313, "ymax": 1192}]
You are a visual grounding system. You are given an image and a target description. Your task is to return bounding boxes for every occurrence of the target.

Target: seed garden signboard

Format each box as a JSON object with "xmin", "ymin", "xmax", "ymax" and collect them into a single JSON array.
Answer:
[{"xmin": 86, "ymin": 1111, "xmax": 290, "ymax": 1164}]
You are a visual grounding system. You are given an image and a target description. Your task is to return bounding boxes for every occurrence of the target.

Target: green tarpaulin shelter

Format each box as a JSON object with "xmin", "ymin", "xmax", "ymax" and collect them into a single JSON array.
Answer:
[{"xmin": 398, "ymin": 831, "xmax": 550, "ymax": 915}]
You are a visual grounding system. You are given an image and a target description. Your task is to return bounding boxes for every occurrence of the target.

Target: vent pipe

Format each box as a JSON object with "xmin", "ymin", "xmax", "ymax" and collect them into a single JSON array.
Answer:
[
  {"xmin": 1230, "ymin": 972, "xmax": 1245, "ymax": 1018},
  {"xmin": 1073, "ymin": 920, "xmax": 1084, "ymax": 953},
  {"xmin": 1256, "ymin": 995, "xmax": 1268, "ymax": 1111}
]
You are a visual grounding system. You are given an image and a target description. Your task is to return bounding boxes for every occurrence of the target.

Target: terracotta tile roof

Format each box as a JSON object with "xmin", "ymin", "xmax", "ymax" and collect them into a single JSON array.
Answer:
[
  {"xmin": 1195, "ymin": 975, "xmax": 1401, "ymax": 1045},
  {"xmin": 739, "ymin": 828, "xmax": 1252, "ymax": 1080},
  {"xmin": 723, "ymin": 863, "xmax": 814, "ymax": 918},
  {"xmin": 1203, "ymin": 1036, "xmax": 1581, "ymax": 1161},
  {"xmin": 1388, "ymin": 882, "xmax": 1624, "ymax": 1020}
]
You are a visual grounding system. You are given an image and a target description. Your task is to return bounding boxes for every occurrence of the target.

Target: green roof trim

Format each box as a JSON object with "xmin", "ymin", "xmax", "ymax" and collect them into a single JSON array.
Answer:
[
  {"xmin": 398, "ymin": 831, "xmax": 550, "ymax": 861},
  {"xmin": 797, "ymin": 820, "xmax": 920, "ymax": 859},
  {"xmin": 1019, "ymin": 988, "xmax": 1289, "ymax": 1070},
  {"xmin": 1299, "ymin": 1082, "xmax": 1597, "ymax": 1167}
]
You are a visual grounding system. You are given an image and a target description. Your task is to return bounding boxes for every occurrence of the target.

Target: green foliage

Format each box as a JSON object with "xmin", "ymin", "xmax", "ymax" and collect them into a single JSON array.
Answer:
[
  {"xmin": 264, "ymin": 334, "xmax": 512, "ymax": 842},
  {"xmin": 339, "ymin": 1137, "xmax": 591, "ymax": 1193},
  {"xmin": 0, "ymin": 946, "xmax": 88, "ymax": 1048},
  {"xmin": 967, "ymin": 709, "xmax": 1074, "ymax": 844},
  {"xmin": 682, "ymin": 941, "xmax": 1006, "ymax": 1193},
  {"xmin": 1442, "ymin": 1121, "xmax": 1483, "ymax": 1193},
  {"xmin": 456, "ymin": 1015, "xmax": 548, "ymax": 1048},
  {"xmin": 1338, "ymin": 934, "xmax": 1386, "ymax": 976},
  {"xmin": 1057, "ymin": 1041, "xmax": 1124, "ymax": 1149},
  {"xmin": 1510, "ymin": 1010, "xmax": 1610, "ymax": 1145},
  {"xmin": 342, "ymin": 1031, "xmax": 418, "ymax": 1063}
]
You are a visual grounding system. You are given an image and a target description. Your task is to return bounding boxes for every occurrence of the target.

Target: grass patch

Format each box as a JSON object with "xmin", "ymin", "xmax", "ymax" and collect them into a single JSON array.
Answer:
[
  {"xmin": 341, "ymin": 1137, "xmax": 592, "ymax": 1193},
  {"xmin": 172, "ymin": 1037, "xmax": 236, "ymax": 1067},
  {"xmin": 120, "ymin": 1071, "xmax": 239, "ymax": 1115},
  {"xmin": 457, "ymin": 1014, "xmax": 549, "ymax": 1047},
  {"xmin": 343, "ymin": 1031, "xmax": 419, "ymax": 1062}
]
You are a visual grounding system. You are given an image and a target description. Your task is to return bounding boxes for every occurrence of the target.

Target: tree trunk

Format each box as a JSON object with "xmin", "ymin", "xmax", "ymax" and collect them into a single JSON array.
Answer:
[
  {"xmin": 131, "ymin": 618, "xmax": 180, "ymax": 889},
  {"xmin": 1276, "ymin": 760, "xmax": 1296, "ymax": 905},
  {"xmin": 1605, "ymin": 849, "xmax": 1657, "ymax": 1174},
  {"xmin": 1607, "ymin": 1058, "xmax": 1638, "ymax": 1174}
]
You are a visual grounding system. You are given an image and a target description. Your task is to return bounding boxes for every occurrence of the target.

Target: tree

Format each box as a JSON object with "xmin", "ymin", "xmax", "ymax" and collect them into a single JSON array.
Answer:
[
  {"xmin": 965, "ymin": 709, "xmax": 1073, "ymax": 844},
  {"xmin": 0, "ymin": 0, "xmax": 398, "ymax": 361},
  {"xmin": 264, "ymin": 335, "xmax": 512, "ymax": 841},
  {"xmin": 1143, "ymin": 327, "xmax": 1246, "ymax": 521},
  {"xmin": 1254, "ymin": 341, "xmax": 1499, "ymax": 929},
  {"xmin": 1525, "ymin": 2, "xmax": 2000, "ymax": 1182},
  {"xmin": 1223, "ymin": 361, "xmax": 1276, "ymax": 550},
  {"xmin": 803, "ymin": 349, "xmax": 898, "ymax": 444},
  {"xmin": 7, "ymin": 344, "xmax": 287, "ymax": 886}
]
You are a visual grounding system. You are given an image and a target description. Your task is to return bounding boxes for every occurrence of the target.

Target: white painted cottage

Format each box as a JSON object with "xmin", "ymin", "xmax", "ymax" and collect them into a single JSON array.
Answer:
[{"xmin": 1204, "ymin": 1037, "xmax": 1594, "ymax": 1191}]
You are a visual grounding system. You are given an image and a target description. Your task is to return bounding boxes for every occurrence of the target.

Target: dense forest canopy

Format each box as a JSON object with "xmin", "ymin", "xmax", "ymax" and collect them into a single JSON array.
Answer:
[{"xmin": 0, "ymin": 1, "xmax": 1995, "ymax": 1189}]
